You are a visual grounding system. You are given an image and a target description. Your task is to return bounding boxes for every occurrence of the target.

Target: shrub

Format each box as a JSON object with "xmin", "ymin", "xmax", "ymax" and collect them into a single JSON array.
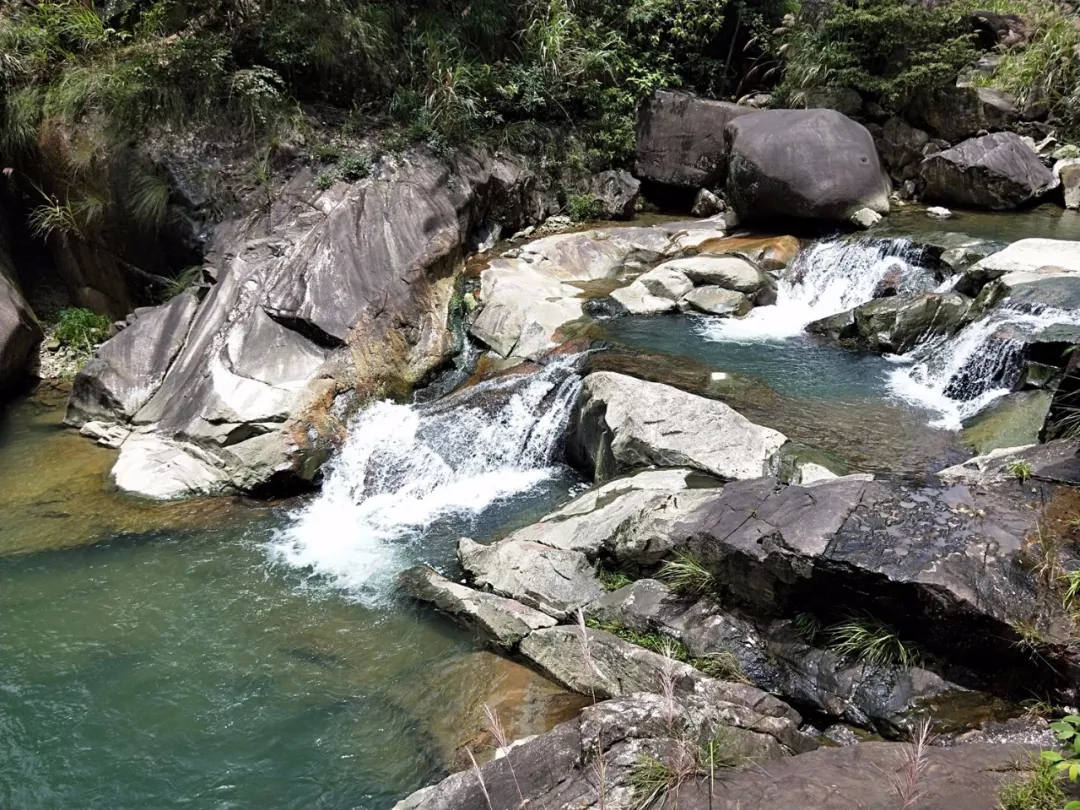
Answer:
[
  {"xmin": 338, "ymin": 151, "xmax": 371, "ymax": 182},
  {"xmin": 567, "ymin": 193, "xmax": 599, "ymax": 222},
  {"xmin": 315, "ymin": 170, "xmax": 335, "ymax": 191},
  {"xmin": 54, "ymin": 307, "xmax": 110, "ymax": 355}
]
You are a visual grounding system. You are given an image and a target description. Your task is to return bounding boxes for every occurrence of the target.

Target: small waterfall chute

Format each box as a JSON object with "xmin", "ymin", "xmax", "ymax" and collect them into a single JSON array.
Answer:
[
  {"xmin": 269, "ymin": 357, "xmax": 582, "ymax": 604},
  {"xmin": 699, "ymin": 237, "xmax": 938, "ymax": 342}
]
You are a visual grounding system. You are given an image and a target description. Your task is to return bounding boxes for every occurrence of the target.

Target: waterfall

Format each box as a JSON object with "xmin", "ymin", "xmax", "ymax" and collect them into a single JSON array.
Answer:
[
  {"xmin": 269, "ymin": 357, "xmax": 582, "ymax": 604},
  {"xmin": 699, "ymin": 238, "xmax": 937, "ymax": 342},
  {"xmin": 887, "ymin": 304, "xmax": 1080, "ymax": 429}
]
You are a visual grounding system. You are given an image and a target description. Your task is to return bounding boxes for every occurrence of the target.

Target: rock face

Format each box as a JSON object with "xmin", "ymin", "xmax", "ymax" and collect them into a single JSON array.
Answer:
[
  {"xmin": 960, "ymin": 238, "xmax": 1080, "ymax": 310},
  {"xmin": 808, "ymin": 292, "xmax": 972, "ymax": 354},
  {"xmin": 586, "ymin": 170, "xmax": 640, "ymax": 219},
  {"xmin": 66, "ymin": 152, "xmax": 557, "ymax": 498},
  {"xmin": 634, "ymin": 89, "xmax": 759, "ymax": 189},
  {"xmin": 568, "ymin": 372, "xmax": 788, "ymax": 482},
  {"xmin": 876, "ymin": 116, "xmax": 930, "ymax": 182},
  {"xmin": 920, "ymin": 132, "xmax": 1059, "ymax": 210},
  {"xmin": 394, "ymin": 708, "xmax": 1032, "ymax": 810},
  {"xmin": 907, "ymin": 86, "xmax": 1018, "ymax": 142},
  {"xmin": 0, "ymin": 242, "xmax": 42, "ymax": 396},
  {"xmin": 724, "ymin": 109, "xmax": 890, "ymax": 224},
  {"xmin": 1057, "ymin": 159, "xmax": 1080, "ymax": 210}
]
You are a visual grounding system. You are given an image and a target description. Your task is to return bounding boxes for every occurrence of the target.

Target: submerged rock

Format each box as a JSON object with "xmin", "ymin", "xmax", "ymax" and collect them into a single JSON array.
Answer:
[
  {"xmin": 724, "ymin": 109, "xmax": 890, "ymax": 224},
  {"xmin": 920, "ymin": 132, "xmax": 1059, "ymax": 210},
  {"xmin": 568, "ymin": 372, "xmax": 788, "ymax": 483}
]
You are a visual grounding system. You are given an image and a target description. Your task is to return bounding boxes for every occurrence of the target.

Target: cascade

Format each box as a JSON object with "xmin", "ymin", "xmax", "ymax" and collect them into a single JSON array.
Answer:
[
  {"xmin": 699, "ymin": 237, "xmax": 937, "ymax": 342},
  {"xmin": 269, "ymin": 356, "xmax": 582, "ymax": 604},
  {"xmin": 887, "ymin": 303, "xmax": 1080, "ymax": 429}
]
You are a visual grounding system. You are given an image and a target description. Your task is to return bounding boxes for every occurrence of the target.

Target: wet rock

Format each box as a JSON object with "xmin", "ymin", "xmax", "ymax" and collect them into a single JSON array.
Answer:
[
  {"xmin": 907, "ymin": 85, "xmax": 1019, "ymax": 142},
  {"xmin": 697, "ymin": 234, "xmax": 802, "ymax": 272},
  {"xmin": 961, "ymin": 238, "xmax": 1080, "ymax": 310},
  {"xmin": 927, "ymin": 206, "xmax": 953, "ymax": 219},
  {"xmin": 1056, "ymin": 158, "xmax": 1080, "ymax": 210},
  {"xmin": 498, "ymin": 468, "xmax": 718, "ymax": 566},
  {"xmin": 810, "ymin": 291, "xmax": 972, "ymax": 354},
  {"xmin": 938, "ymin": 438, "xmax": 1080, "ymax": 486},
  {"xmin": 65, "ymin": 292, "xmax": 199, "ymax": 426},
  {"xmin": 634, "ymin": 89, "xmax": 759, "ymax": 189},
  {"xmin": 568, "ymin": 372, "xmax": 788, "ymax": 483},
  {"xmin": 848, "ymin": 207, "xmax": 881, "ymax": 229},
  {"xmin": 586, "ymin": 170, "xmax": 640, "ymax": 220},
  {"xmin": 725, "ymin": 109, "xmax": 890, "ymax": 224},
  {"xmin": 111, "ymin": 433, "xmax": 231, "ymax": 499},
  {"xmin": 691, "ymin": 188, "xmax": 724, "ymax": 217},
  {"xmin": 679, "ymin": 286, "xmax": 753, "ymax": 317},
  {"xmin": 398, "ymin": 565, "xmax": 557, "ymax": 648},
  {"xmin": 79, "ymin": 420, "xmax": 131, "ymax": 449},
  {"xmin": 920, "ymin": 132, "xmax": 1059, "ymax": 210},
  {"xmin": 961, "ymin": 389, "xmax": 1054, "ymax": 455},
  {"xmin": 458, "ymin": 537, "xmax": 604, "ymax": 620}
]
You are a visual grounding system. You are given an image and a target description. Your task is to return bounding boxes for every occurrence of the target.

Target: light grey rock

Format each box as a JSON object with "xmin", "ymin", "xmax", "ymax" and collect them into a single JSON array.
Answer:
[
  {"xmin": 654, "ymin": 255, "xmax": 770, "ymax": 295},
  {"xmin": 504, "ymin": 468, "xmax": 718, "ymax": 565},
  {"xmin": 584, "ymin": 579, "xmax": 685, "ymax": 634},
  {"xmin": 679, "ymin": 286, "xmax": 752, "ymax": 316},
  {"xmin": 848, "ymin": 207, "xmax": 882, "ymax": 229},
  {"xmin": 635, "ymin": 265, "xmax": 693, "ymax": 300},
  {"xmin": 111, "ymin": 433, "xmax": 230, "ymax": 499},
  {"xmin": 927, "ymin": 206, "xmax": 953, "ymax": 219},
  {"xmin": 587, "ymin": 170, "xmax": 640, "ymax": 220},
  {"xmin": 921, "ymin": 132, "xmax": 1059, "ymax": 210},
  {"xmin": 569, "ymin": 371, "xmax": 787, "ymax": 482},
  {"xmin": 458, "ymin": 536, "xmax": 604, "ymax": 619},
  {"xmin": 397, "ymin": 565, "xmax": 557, "ymax": 647},
  {"xmin": 1055, "ymin": 158, "xmax": 1080, "ymax": 210},
  {"xmin": 725, "ymin": 109, "xmax": 890, "ymax": 224},
  {"xmin": 469, "ymin": 259, "xmax": 584, "ymax": 358},
  {"xmin": 609, "ymin": 282, "xmax": 678, "ymax": 314}
]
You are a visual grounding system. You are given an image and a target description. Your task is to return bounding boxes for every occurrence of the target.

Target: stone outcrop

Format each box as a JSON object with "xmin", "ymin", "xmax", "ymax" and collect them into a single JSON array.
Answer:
[
  {"xmin": 653, "ymin": 255, "xmax": 776, "ymax": 303},
  {"xmin": 959, "ymin": 238, "xmax": 1080, "ymax": 310},
  {"xmin": 634, "ymin": 89, "xmax": 758, "ymax": 189},
  {"xmin": 585, "ymin": 170, "xmax": 640, "ymax": 219},
  {"xmin": 0, "ymin": 234, "xmax": 42, "ymax": 396},
  {"xmin": 394, "ymin": 708, "xmax": 1032, "ymax": 810},
  {"xmin": 724, "ymin": 109, "xmax": 890, "ymax": 224},
  {"xmin": 876, "ymin": 116, "xmax": 930, "ymax": 183},
  {"xmin": 808, "ymin": 292, "xmax": 972, "ymax": 354},
  {"xmin": 66, "ymin": 152, "xmax": 559, "ymax": 498},
  {"xmin": 567, "ymin": 372, "xmax": 788, "ymax": 483},
  {"xmin": 921, "ymin": 132, "xmax": 1059, "ymax": 210}
]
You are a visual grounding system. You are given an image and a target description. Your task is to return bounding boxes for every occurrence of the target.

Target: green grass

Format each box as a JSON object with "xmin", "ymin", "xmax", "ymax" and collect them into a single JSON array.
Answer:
[
  {"xmin": 793, "ymin": 612, "xmax": 822, "ymax": 644},
  {"xmin": 825, "ymin": 613, "xmax": 920, "ymax": 669},
  {"xmin": 160, "ymin": 266, "xmax": 202, "ymax": 300},
  {"xmin": 337, "ymin": 151, "xmax": 372, "ymax": 182},
  {"xmin": 1008, "ymin": 460, "xmax": 1035, "ymax": 483},
  {"xmin": 314, "ymin": 170, "xmax": 335, "ymax": 191},
  {"xmin": 567, "ymin": 193, "xmax": 599, "ymax": 222},
  {"xmin": 998, "ymin": 759, "xmax": 1070, "ymax": 810},
  {"xmin": 54, "ymin": 307, "xmax": 111, "ymax": 355},
  {"xmin": 629, "ymin": 755, "xmax": 673, "ymax": 808},
  {"xmin": 586, "ymin": 618, "xmax": 690, "ymax": 660},
  {"xmin": 657, "ymin": 552, "xmax": 714, "ymax": 596},
  {"xmin": 596, "ymin": 568, "xmax": 634, "ymax": 592},
  {"xmin": 691, "ymin": 650, "xmax": 746, "ymax": 683}
]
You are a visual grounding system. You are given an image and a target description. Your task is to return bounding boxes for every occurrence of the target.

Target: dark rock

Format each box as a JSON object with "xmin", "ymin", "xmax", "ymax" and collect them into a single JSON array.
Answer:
[
  {"xmin": 811, "ymin": 291, "xmax": 972, "ymax": 354},
  {"xmin": 877, "ymin": 117, "xmax": 930, "ymax": 182},
  {"xmin": 724, "ymin": 109, "xmax": 890, "ymax": 224},
  {"xmin": 691, "ymin": 188, "xmax": 725, "ymax": 217},
  {"xmin": 803, "ymin": 87, "xmax": 863, "ymax": 118},
  {"xmin": 907, "ymin": 86, "xmax": 1019, "ymax": 142},
  {"xmin": 587, "ymin": 170, "xmax": 640, "ymax": 220},
  {"xmin": 970, "ymin": 9, "xmax": 1029, "ymax": 50},
  {"xmin": 920, "ymin": 132, "xmax": 1059, "ymax": 210},
  {"xmin": 634, "ymin": 89, "xmax": 759, "ymax": 189},
  {"xmin": 0, "ymin": 239, "xmax": 42, "ymax": 396}
]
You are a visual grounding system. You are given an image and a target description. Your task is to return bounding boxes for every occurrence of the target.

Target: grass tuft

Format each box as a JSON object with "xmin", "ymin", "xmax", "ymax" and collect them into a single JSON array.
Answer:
[
  {"xmin": 657, "ymin": 552, "xmax": 714, "ymax": 596},
  {"xmin": 596, "ymin": 567, "xmax": 634, "ymax": 592},
  {"xmin": 997, "ymin": 758, "xmax": 1069, "ymax": 810},
  {"xmin": 54, "ymin": 307, "xmax": 110, "ymax": 356},
  {"xmin": 825, "ymin": 612, "xmax": 920, "ymax": 669}
]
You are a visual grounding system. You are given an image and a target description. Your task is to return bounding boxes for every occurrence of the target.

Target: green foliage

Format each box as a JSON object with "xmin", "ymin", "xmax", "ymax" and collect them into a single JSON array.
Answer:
[
  {"xmin": 160, "ymin": 265, "xmax": 202, "ymax": 300},
  {"xmin": 998, "ymin": 758, "xmax": 1070, "ymax": 810},
  {"xmin": 777, "ymin": 0, "xmax": 977, "ymax": 110},
  {"xmin": 567, "ymin": 193, "xmax": 600, "ymax": 222},
  {"xmin": 54, "ymin": 307, "xmax": 110, "ymax": 355},
  {"xmin": 657, "ymin": 551, "xmax": 715, "ymax": 596},
  {"xmin": 691, "ymin": 650, "xmax": 746, "ymax": 682},
  {"xmin": 697, "ymin": 726, "xmax": 741, "ymax": 772},
  {"xmin": 127, "ymin": 171, "xmax": 170, "ymax": 231},
  {"xmin": 597, "ymin": 567, "xmax": 634, "ymax": 592},
  {"xmin": 793, "ymin": 611, "xmax": 823, "ymax": 644},
  {"xmin": 1009, "ymin": 460, "xmax": 1035, "ymax": 483},
  {"xmin": 1043, "ymin": 715, "xmax": 1080, "ymax": 785},
  {"xmin": 312, "ymin": 141, "xmax": 342, "ymax": 162},
  {"xmin": 338, "ymin": 151, "xmax": 371, "ymax": 182},
  {"xmin": 315, "ymin": 170, "xmax": 335, "ymax": 191},
  {"xmin": 586, "ymin": 618, "xmax": 691, "ymax": 660},
  {"xmin": 825, "ymin": 612, "xmax": 920, "ymax": 669},
  {"xmin": 629, "ymin": 754, "xmax": 673, "ymax": 807}
]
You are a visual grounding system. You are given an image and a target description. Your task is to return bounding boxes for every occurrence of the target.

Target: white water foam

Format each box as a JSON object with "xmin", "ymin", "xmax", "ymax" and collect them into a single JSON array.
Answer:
[
  {"xmin": 887, "ymin": 304, "xmax": 1080, "ymax": 429},
  {"xmin": 699, "ymin": 238, "xmax": 935, "ymax": 342},
  {"xmin": 269, "ymin": 358, "xmax": 582, "ymax": 604}
]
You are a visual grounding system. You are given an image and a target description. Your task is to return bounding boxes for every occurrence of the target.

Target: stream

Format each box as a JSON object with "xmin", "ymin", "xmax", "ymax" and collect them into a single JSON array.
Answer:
[{"xmin": 5, "ymin": 211, "xmax": 1080, "ymax": 808}]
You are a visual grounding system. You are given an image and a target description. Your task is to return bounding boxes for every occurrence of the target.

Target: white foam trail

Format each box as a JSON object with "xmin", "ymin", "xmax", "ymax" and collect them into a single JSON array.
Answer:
[
  {"xmin": 269, "ymin": 358, "xmax": 581, "ymax": 604},
  {"xmin": 887, "ymin": 304, "xmax": 1080, "ymax": 429},
  {"xmin": 700, "ymin": 238, "xmax": 935, "ymax": 342}
]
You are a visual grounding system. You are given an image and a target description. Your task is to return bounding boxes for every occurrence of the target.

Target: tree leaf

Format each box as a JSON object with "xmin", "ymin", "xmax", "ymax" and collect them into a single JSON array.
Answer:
[{"xmin": 1042, "ymin": 750, "xmax": 1065, "ymax": 763}]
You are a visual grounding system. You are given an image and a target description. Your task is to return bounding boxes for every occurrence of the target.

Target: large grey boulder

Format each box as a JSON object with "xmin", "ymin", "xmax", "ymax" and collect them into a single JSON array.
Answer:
[
  {"xmin": 586, "ymin": 170, "xmax": 640, "ymax": 219},
  {"xmin": 397, "ymin": 565, "xmax": 557, "ymax": 648},
  {"xmin": 68, "ymin": 152, "xmax": 554, "ymax": 498},
  {"xmin": 654, "ymin": 255, "xmax": 775, "ymax": 302},
  {"xmin": 634, "ymin": 89, "xmax": 759, "ymax": 189},
  {"xmin": 906, "ymin": 86, "xmax": 1019, "ymax": 142},
  {"xmin": 920, "ymin": 132, "xmax": 1059, "ymax": 210},
  {"xmin": 958, "ymin": 238, "xmax": 1080, "ymax": 310},
  {"xmin": 66, "ymin": 292, "xmax": 199, "ymax": 425},
  {"xmin": 679, "ymin": 286, "xmax": 752, "ymax": 316},
  {"xmin": 724, "ymin": 109, "xmax": 890, "ymax": 224},
  {"xmin": 568, "ymin": 372, "xmax": 787, "ymax": 482},
  {"xmin": 0, "ymin": 250, "xmax": 42, "ymax": 396}
]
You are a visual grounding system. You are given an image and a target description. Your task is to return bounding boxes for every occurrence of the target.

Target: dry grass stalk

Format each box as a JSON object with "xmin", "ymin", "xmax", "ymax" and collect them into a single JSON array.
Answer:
[
  {"xmin": 483, "ymin": 703, "xmax": 526, "ymax": 808},
  {"xmin": 887, "ymin": 718, "xmax": 935, "ymax": 809}
]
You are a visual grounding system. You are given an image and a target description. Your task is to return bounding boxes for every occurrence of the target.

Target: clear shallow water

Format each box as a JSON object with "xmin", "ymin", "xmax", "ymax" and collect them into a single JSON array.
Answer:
[{"xmin": 0, "ymin": 389, "xmax": 582, "ymax": 810}]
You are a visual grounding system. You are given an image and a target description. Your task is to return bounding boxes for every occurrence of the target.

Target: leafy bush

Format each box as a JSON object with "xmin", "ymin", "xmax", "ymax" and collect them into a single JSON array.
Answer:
[
  {"xmin": 777, "ymin": 0, "xmax": 978, "ymax": 110},
  {"xmin": 54, "ymin": 307, "xmax": 110, "ymax": 354},
  {"xmin": 338, "ymin": 151, "xmax": 371, "ymax": 182}
]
